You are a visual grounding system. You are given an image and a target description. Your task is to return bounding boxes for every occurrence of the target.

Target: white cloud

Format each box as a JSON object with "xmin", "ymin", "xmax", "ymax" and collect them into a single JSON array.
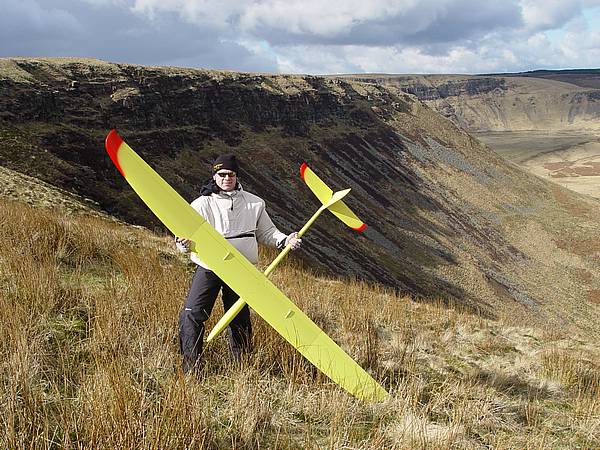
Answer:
[
  {"xmin": 80, "ymin": 0, "xmax": 127, "ymax": 6},
  {"xmin": 127, "ymin": 0, "xmax": 523, "ymax": 46},
  {"xmin": 273, "ymin": 44, "xmax": 519, "ymax": 75},
  {"xmin": 519, "ymin": 0, "xmax": 581, "ymax": 31},
  {"xmin": 238, "ymin": 0, "xmax": 418, "ymax": 37},
  {"xmin": 130, "ymin": 0, "xmax": 248, "ymax": 29}
]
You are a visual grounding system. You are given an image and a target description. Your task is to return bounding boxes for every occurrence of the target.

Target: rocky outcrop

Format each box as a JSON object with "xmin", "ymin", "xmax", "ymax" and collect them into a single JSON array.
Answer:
[
  {"xmin": 353, "ymin": 76, "xmax": 506, "ymax": 101},
  {"xmin": 1, "ymin": 57, "xmax": 600, "ymax": 336},
  {"xmin": 347, "ymin": 74, "xmax": 600, "ymax": 132}
]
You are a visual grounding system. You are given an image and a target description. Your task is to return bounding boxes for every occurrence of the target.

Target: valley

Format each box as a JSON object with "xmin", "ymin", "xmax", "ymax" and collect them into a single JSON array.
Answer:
[
  {"xmin": 354, "ymin": 72, "xmax": 600, "ymax": 200},
  {"xmin": 476, "ymin": 130, "xmax": 600, "ymax": 197}
]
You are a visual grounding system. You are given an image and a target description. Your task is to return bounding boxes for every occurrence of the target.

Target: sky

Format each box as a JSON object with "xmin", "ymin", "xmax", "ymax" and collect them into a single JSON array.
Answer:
[{"xmin": 1, "ymin": 0, "xmax": 600, "ymax": 74}]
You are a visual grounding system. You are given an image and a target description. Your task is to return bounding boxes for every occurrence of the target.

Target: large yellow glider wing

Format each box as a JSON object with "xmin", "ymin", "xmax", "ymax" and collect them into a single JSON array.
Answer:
[{"xmin": 105, "ymin": 130, "xmax": 387, "ymax": 402}]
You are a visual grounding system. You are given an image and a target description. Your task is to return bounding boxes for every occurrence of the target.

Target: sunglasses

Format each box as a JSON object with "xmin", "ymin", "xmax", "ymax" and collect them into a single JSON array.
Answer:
[{"xmin": 216, "ymin": 171, "xmax": 237, "ymax": 178}]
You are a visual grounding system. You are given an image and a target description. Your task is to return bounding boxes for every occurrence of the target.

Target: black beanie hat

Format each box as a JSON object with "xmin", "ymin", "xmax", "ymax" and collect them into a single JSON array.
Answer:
[{"xmin": 212, "ymin": 154, "xmax": 239, "ymax": 174}]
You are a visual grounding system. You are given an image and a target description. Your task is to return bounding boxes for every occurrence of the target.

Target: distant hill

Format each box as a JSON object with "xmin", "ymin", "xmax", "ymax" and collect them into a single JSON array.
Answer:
[
  {"xmin": 482, "ymin": 68, "xmax": 600, "ymax": 89},
  {"xmin": 341, "ymin": 73, "xmax": 600, "ymax": 132},
  {"xmin": 343, "ymin": 70, "xmax": 600, "ymax": 200},
  {"xmin": 1, "ymin": 57, "xmax": 600, "ymax": 337}
]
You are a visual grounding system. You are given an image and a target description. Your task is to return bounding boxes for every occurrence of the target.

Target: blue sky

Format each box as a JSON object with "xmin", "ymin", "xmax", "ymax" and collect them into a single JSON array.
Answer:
[{"xmin": 1, "ymin": 0, "xmax": 599, "ymax": 74}]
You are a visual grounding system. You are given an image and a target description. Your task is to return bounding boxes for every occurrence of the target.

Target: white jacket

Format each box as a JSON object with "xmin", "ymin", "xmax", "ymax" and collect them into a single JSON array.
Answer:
[{"xmin": 180, "ymin": 186, "xmax": 287, "ymax": 269}]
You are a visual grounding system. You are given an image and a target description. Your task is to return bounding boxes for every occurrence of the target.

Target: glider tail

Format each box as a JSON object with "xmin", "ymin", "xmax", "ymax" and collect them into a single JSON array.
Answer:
[{"xmin": 300, "ymin": 163, "xmax": 366, "ymax": 232}]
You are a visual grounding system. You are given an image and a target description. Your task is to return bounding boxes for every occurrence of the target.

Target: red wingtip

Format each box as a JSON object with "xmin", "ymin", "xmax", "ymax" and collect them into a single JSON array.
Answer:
[
  {"xmin": 105, "ymin": 129, "xmax": 125, "ymax": 176},
  {"xmin": 353, "ymin": 223, "xmax": 367, "ymax": 232},
  {"xmin": 300, "ymin": 162, "xmax": 308, "ymax": 180}
]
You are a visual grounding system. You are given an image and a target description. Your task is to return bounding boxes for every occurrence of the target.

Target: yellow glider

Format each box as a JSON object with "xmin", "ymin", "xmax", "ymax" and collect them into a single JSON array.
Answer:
[
  {"xmin": 300, "ymin": 163, "xmax": 367, "ymax": 232},
  {"xmin": 104, "ymin": 130, "xmax": 387, "ymax": 402}
]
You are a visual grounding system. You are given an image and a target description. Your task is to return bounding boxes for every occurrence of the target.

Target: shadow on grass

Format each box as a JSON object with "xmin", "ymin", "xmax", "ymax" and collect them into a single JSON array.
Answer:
[{"xmin": 471, "ymin": 369, "xmax": 556, "ymax": 400}]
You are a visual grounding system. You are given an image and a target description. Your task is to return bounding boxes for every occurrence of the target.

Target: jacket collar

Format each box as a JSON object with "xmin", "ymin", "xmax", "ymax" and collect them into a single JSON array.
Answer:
[{"xmin": 200, "ymin": 179, "xmax": 243, "ymax": 196}]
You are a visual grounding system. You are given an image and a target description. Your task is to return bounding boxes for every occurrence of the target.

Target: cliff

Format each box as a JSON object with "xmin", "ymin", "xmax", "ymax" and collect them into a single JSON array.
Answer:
[{"xmin": 348, "ymin": 74, "xmax": 600, "ymax": 132}]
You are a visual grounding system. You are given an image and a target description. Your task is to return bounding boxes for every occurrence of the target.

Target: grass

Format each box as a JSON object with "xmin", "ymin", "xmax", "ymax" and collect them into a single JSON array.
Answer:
[{"xmin": 1, "ymin": 197, "xmax": 599, "ymax": 449}]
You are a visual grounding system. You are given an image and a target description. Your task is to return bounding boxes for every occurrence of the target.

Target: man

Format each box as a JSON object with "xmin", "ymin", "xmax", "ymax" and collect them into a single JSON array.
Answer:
[{"xmin": 176, "ymin": 154, "xmax": 302, "ymax": 372}]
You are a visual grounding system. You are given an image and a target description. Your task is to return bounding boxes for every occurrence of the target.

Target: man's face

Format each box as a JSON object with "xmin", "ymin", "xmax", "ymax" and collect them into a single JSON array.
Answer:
[{"xmin": 213, "ymin": 170, "xmax": 237, "ymax": 191}]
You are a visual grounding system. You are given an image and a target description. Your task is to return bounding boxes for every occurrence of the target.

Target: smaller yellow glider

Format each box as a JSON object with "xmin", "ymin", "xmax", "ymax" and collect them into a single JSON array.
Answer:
[
  {"xmin": 207, "ymin": 163, "xmax": 367, "ymax": 343},
  {"xmin": 300, "ymin": 163, "xmax": 367, "ymax": 232}
]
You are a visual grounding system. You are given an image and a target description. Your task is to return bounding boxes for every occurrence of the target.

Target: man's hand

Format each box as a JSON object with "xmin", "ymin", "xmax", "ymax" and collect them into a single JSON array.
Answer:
[
  {"xmin": 286, "ymin": 232, "xmax": 302, "ymax": 250},
  {"xmin": 175, "ymin": 237, "xmax": 191, "ymax": 253}
]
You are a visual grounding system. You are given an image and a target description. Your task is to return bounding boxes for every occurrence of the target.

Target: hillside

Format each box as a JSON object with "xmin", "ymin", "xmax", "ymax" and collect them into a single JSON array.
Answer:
[
  {"xmin": 492, "ymin": 69, "xmax": 600, "ymax": 90},
  {"xmin": 0, "ymin": 164, "xmax": 107, "ymax": 215},
  {"xmin": 344, "ymin": 72, "xmax": 600, "ymax": 199},
  {"xmin": 1, "ymin": 57, "xmax": 600, "ymax": 338},
  {"xmin": 345, "ymin": 73, "xmax": 600, "ymax": 132},
  {"xmin": 1, "ymin": 196, "xmax": 598, "ymax": 448}
]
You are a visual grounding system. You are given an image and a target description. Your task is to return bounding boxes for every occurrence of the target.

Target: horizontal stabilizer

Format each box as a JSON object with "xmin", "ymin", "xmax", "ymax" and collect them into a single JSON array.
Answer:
[{"xmin": 300, "ymin": 163, "xmax": 366, "ymax": 231}]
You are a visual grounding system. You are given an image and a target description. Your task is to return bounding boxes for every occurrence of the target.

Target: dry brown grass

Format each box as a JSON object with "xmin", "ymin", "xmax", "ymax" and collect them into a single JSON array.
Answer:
[{"xmin": 1, "ymin": 198, "xmax": 599, "ymax": 449}]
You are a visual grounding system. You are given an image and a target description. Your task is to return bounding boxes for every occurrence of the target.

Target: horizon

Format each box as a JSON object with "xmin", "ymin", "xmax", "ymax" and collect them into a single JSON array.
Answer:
[{"xmin": 3, "ymin": 56, "xmax": 599, "ymax": 78}]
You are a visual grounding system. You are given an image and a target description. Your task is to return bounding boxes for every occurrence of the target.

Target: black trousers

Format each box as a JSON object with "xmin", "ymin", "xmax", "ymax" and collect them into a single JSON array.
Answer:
[{"xmin": 178, "ymin": 266, "xmax": 252, "ymax": 371}]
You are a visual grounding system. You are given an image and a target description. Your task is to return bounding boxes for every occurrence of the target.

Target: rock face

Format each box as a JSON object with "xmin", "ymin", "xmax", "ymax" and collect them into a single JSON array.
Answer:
[
  {"xmin": 352, "ymin": 75, "xmax": 507, "ymax": 102},
  {"xmin": 1, "ymin": 57, "xmax": 600, "ymax": 336},
  {"xmin": 349, "ymin": 74, "xmax": 600, "ymax": 132}
]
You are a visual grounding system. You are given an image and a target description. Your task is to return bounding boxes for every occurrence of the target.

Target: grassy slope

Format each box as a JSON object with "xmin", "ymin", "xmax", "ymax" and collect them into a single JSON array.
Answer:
[
  {"xmin": 2, "ymin": 59, "xmax": 600, "ymax": 339},
  {"xmin": 1, "ymin": 195, "xmax": 599, "ymax": 449}
]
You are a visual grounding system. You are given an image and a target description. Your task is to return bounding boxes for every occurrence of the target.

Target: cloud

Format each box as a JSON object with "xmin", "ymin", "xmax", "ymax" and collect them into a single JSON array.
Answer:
[
  {"xmin": 0, "ymin": 0, "xmax": 82, "ymax": 42},
  {"xmin": 1, "ymin": 0, "xmax": 599, "ymax": 74},
  {"xmin": 129, "ymin": 0, "xmax": 524, "ymax": 47},
  {"xmin": 0, "ymin": 0, "xmax": 277, "ymax": 72},
  {"xmin": 274, "ymin": 44, "xmax": 522, "ymax": 75},
  {"xmin": 130, "ymin": 0, "xmax": 249, "ymax": 29},
  {"xmin": 239, "ymin": 0, "xmax": 523, "ymax": 47},
  {"xmin": 519, "ymin": 0, "xmax": 582, "ymax": 32}
]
